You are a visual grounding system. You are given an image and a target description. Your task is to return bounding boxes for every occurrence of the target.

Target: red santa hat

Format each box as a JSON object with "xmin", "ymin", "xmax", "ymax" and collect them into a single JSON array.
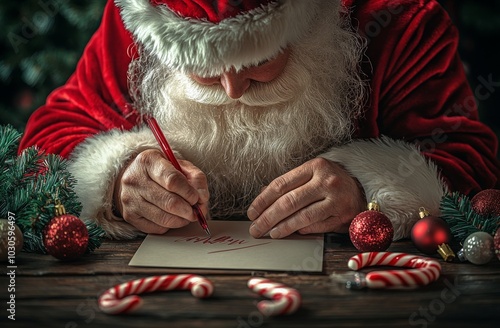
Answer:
[{"xmin": 115, "ymin": 0, "xmax": 321, "ymax": 76}]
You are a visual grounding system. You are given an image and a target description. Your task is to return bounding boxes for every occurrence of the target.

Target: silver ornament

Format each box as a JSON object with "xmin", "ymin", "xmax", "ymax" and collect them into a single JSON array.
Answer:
[{"xmin": 459, "ymin": 232, "xmax": 494, "ymax": 265}]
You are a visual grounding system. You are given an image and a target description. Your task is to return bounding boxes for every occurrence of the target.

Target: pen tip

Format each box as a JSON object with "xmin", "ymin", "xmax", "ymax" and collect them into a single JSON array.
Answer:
[{"xmin": 205, "ymin": 227, "xmax": 211, "ymax": 236}]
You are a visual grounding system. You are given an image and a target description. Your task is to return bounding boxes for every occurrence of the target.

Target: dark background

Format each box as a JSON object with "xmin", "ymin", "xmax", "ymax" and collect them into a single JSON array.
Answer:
[{"xmin": 0, "ymin": 0, "xmax": 499, "ymax": 156}]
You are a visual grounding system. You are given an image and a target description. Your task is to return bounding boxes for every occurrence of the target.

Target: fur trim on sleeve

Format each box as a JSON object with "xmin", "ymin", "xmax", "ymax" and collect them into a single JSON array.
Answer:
[{"xmin": 319, "ymin": 136, "xmax": 448, "ymax": 240}]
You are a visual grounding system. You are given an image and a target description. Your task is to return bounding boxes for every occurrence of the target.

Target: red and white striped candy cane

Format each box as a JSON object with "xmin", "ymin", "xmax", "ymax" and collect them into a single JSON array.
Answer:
[
  {"xmin": 98, "ymin": 274, "xmax": 214, "ymax": 315},
  {"xmin": 247, "ymin": 278, "xmax": 301, "ymax": 316},
  {"xmin": 347, "ymin": 252, "xmax": 442, "ymax": 289}
]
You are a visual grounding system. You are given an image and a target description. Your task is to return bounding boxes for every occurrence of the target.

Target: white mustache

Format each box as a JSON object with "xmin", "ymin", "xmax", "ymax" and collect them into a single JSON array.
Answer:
[{"xmin": 174, "ymin": 64, "xmax": 311, "ymax": 107}]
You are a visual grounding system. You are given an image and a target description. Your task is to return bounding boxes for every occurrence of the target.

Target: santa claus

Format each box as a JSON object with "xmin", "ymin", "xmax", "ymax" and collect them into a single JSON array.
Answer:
[{"xmin": 19, "ymin": 0, "xmax": 500, "ymax": 240}]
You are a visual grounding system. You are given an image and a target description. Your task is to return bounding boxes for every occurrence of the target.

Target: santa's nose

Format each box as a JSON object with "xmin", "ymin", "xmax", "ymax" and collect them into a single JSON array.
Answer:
[
  {"xmin": 220, "ymin": 69, "xmax": 251, "ymax": 99},
  {"xmin": 190, "ymin": 68, "xmax": 252, "ymax": 99}
]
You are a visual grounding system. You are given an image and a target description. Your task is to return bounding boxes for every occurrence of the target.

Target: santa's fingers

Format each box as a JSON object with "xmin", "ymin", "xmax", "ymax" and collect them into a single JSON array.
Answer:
[
  {"xmin": 98, "ymin": 274, "xmax": 214, "ymax": 315},
  {"xmin": 265, "ymin": 200, "xmax": 340, "ymax": 238},
  {"xmin": 248, "ymin": 181, "xmax": 323, "ymax": 238},
  {"xmin": 122, "ymin": 201, "xmax": 190, "ymax": 234},
  {"xmin": 248, "ymin": 168, "xmax": 312, "ymax": 220}
]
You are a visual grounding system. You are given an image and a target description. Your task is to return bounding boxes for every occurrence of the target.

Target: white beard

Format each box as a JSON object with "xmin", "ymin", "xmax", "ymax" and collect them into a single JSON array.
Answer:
[{"xmin": 128, "ymin": 3, "xmax": 366, "ymax": 218}]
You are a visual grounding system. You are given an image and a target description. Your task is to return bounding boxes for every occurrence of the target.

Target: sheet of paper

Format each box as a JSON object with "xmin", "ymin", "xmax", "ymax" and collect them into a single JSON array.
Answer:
[{"xmin": 129, "ymin": 221, "xmax": 324, "ymax": 272}]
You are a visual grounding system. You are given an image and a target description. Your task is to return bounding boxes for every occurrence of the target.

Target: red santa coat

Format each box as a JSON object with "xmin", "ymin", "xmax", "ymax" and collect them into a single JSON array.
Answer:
[{"xmin": 19, "ymin": 0, "xmax": 500, "ymax": 239}]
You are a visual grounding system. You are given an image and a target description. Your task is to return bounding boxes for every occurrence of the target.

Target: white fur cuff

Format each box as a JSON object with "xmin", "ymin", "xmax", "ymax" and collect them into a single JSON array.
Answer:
[{"xmin": 319, "ymin": 137, "xmax": 448, "ymax": 240}]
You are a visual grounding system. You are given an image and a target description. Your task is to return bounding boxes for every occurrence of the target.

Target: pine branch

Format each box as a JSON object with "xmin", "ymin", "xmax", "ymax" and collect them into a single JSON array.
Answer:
[
  {"xmin": 43, "ymin": 154, "xmax": 83, "ymax": 216},
  {"xmin": 0, "ymin": 125, "xmax": 105, "ymax": 254},
  {"xmin": 86, "ymin": 222, "xmax": 106, "ymax": 253},
  {"xmin": 22, "ymin": 231, "xmax": 46, "ymax": 254},
  {"xmin": 0, "ymin": 124, "xmax": 21, "ymax": 165},
  {"xmin": 440, "ymin": 191, "xmax": 500, "ymax": 243},
  {"xmin": 9, "ymin": 147, "xmax": 43, "ymax": 190},
  {"xmin": 0, "ymin": 127, "xmax": 42, "ymax": 219}
]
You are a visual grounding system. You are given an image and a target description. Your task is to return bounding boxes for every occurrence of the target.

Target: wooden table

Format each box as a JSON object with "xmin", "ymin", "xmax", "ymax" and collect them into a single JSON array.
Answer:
[{"xmin": 2, "ymin": 233, "xmax": 500, "ymax": 328}]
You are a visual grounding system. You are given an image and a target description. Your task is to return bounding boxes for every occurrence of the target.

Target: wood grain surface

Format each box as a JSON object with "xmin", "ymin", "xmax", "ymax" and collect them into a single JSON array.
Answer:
[{"xmin": 1, "ymin": 233, "xmax": 499, "ymax": 328}]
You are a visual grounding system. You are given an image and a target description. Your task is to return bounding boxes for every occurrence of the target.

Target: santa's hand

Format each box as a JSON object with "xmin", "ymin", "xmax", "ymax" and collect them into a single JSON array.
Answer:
[
  {"xmin": 247, "ymin": 157, "xmax": 365, "ymax": 238},
  {"xmin": 113, "ymin": 149, "xmax": 209, "ymax": 234}
]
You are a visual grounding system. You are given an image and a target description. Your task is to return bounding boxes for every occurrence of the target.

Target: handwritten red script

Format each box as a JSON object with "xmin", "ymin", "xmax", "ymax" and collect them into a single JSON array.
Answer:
[
  {"xmin": 175, "ymin": 235, "xmax": 247, "ymax": 245},
  {"xmin": 174, "ymin": 235, "xmax": 271, "ymax": 254}
]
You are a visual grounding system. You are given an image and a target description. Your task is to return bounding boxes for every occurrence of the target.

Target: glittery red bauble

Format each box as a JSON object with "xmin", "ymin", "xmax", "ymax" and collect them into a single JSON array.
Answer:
[
  {"xmin": 494, "ymin": 226, "xmax": 500, "ymax": 261},
  {"xmin": 43, "ymin": 214, "xmax": 89, "ymax": 260},
  {"xmin": 471, "ymin": 189, "xmax": 500, "ymax": 217},
  {"xmin": 411, "ymin": 216, "xmax": 451, "ymax": 255},
  {"xmin": 349, "ymin": 210, "xmax": 394, "ymax": 252}
]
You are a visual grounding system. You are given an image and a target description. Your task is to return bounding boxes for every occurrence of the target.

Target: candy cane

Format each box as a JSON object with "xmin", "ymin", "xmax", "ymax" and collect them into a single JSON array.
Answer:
[
  {"xmin": 98, "ymin": 274, "xmax": 214, "ymax": 315},
  {"xmin": 346, "ymin": 252, "xmax": 442, "ymax": 289},
  {"xmin": 247, "ymin": 278, "xmax": 301, "ymax": 316}
]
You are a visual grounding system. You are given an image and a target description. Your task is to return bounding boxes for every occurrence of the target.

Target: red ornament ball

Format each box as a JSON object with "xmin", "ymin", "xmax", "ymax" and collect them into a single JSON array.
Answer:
[
  {"xmin": 471, "ymin": 189, "xmax": 500, "ymax": 217},
  {"xmin": 411, "ymin": 215, "xmax": 452, "ymax": 255},
  {"xmin": 43, "ymin": 214, "xmax": 89, "ymax": 261},
  {"xmin": 494, "ymin": 226, "xmax": 500, "ymax": 261},
  {"xmin": 349, "ymin": 210, "xmax": 394, "ymax": 252}
]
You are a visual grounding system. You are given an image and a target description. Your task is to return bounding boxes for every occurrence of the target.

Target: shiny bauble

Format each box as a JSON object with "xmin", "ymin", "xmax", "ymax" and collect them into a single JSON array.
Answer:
[
  {"xmin": 411, "ymin": 214, "xmax": 452, "ymax": 255},
  {"xmin": 493, "ymin": 226, "xmax": 500, "ymax": 261},
  {"xmin": 471, "ymin": 189, "xmax": 500, "ymax": 217},
  {"xmin": 43, "ymin": 214, "xmax": 89, "ymax": 261},
  {"xmin": 460, "ymin": 231, "xmax": 495, "ymax": 265},
  {"xmin": 349, "ymin": 202, "xmax": 394, "ymax": 252}
]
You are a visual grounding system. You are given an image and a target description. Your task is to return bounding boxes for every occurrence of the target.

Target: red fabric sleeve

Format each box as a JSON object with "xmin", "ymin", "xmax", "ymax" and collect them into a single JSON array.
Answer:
[
  {"xmin": 352, "ymin": 0, "xmax": 499, "ymax": 194},
  {"xmin": 19, "ymin": 0, "xmax": 139, "ymax": 157}
]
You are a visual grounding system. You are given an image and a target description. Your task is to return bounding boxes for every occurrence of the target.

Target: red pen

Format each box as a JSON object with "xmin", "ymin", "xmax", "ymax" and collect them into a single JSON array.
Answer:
[{"xmin": 145, "ymin": 115, "xmax": 211, "ymax": 236}]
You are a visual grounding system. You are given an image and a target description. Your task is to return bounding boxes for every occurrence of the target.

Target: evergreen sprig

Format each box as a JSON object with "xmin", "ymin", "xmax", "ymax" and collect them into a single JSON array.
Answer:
[
  {"xmin": 439, "ymin": 191, "xmax": 500, "ymax": 244},
  {"xmin": 0, "ymin": 124, "xmax": 21, "ymax": 164},
  {"xmin": 0, "ymin": 124, "xmax": 105, "ymax": 254}
]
